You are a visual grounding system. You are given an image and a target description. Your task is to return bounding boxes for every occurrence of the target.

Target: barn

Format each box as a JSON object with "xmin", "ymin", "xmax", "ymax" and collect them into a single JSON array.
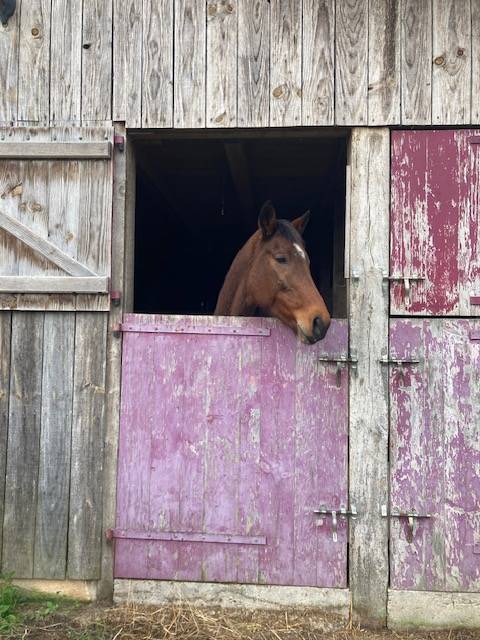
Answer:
[{"xmin": 0, "ymin": 0, "xmax": 479, "ymax": 630}]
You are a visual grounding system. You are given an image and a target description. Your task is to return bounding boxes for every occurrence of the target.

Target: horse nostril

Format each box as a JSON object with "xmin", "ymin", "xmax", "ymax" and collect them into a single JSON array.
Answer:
[{"xmin": 313, "ymin": 316, "xmax": 328, "ymax": 340}]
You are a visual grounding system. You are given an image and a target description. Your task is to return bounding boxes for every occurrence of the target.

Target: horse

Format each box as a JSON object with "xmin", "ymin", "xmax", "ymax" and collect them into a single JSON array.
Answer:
[{"xmin": 215, "ymin": 201, "xmax": 331, "ymax": 343}]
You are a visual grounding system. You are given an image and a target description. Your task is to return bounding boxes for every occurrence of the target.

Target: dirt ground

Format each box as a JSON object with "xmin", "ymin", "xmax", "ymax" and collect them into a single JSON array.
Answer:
[{"xmin": 5, "ymin": 602, "xmax": 480, "ymax": 640}]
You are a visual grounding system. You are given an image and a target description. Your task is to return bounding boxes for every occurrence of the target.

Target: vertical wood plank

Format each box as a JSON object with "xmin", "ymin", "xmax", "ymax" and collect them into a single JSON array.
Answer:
[
  {"xmin": 113, "ymin": 0, "xmax": 143, "ymax": 126},
  {"xmin": 432, "ymin": 0, "xmax": 471, "ymax": 124},
  {"xmin": 142, "ymin": 0, "xmax": 173, "ymax": 128},
  {"xmin": 335, "ymin": 0, "xmax": 368, "ymax": 125},
  {"xmin": 237, "ymin": 0, "xmax": 270, "ymax": 128},
  {"xmin": 348, "ymin": 128, "xmax": 389, "ymax": 625},
  {"xmin": 206, "ymin": 1, "xmax": 238, "ymax": 127},
  {"xmin": 368, "ymin": 0, "xmax": 400, "ymax": 125},
  {"xmin": 68, "ymin": 312, "xmax": 107, "ymax": 579},
  {"xmin": 401, "ymin": 0, "xmax": 432, "ymax": 124},
  {"xmin": 49, "ymin": 0, "xmax": 82, "ymax": 124},
  {"xmin": 33, "ymin": 313, "xmax": 74, "ymax": 578},
  {"xmin": 174, "ymin": 0, "xmax": 206, "ymax": 128},
  {"xmin": 81, "ymin": 0, "xmax": 113, "ymax": 123},
  {"xmin": 302, "ymin": 0, "xmax": 334, "ymax": 126},
  {"xmin": 17, "ymin": 0, "xmax": 51, "ymax": 123},
  {"xmin": 0, "ymin": 312, "xmax": 12, "ymax": 568},
  {"xmin": 269, "ymin": 0, "xmax": 301, "ymax": 127},
  {"xmin": 472, "ymin": 0, "xmax": 480, "ymax": 122},
  {"xmin": 0, "ymin": 4, "xmax": 20, "ymax": 124},
  {"xmin": 2, "ymin": 312, "xmax": 44, "ymax": 577}
]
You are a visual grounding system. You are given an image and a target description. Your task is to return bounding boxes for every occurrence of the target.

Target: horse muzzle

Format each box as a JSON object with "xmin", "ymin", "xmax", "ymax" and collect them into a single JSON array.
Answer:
[{"xmin": 297, "ymin": 315, "xmax": 330, "ymax": 344}]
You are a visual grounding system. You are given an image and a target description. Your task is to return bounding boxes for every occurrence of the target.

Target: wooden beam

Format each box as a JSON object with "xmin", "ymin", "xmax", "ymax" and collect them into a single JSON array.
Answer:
[
  {"xmin": 0, "ymin": 276, "xmax": 109, "ymax": 293},
  {"xmin": 0, "ymin": 142, "xmax": 112, "ymax": 160},
  {"xmin": 224, "ymin": 142, "xmax": 255, "ymax": 224},
  {"xmin": 348, "ymin": 128, "xmax": 390, "ymax": 626},
  {"xmin": 0, "ymin": 210, "xmax": 97, "ymax": 276}
]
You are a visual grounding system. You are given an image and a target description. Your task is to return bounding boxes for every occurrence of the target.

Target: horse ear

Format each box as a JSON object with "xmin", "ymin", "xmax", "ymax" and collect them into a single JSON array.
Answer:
[
  {"xmin": 258, "ymin": 201, "xmax": 278, "ymax": 239},
  {"xmin": 291, "ymin": 210, "xmax": 310, "ymax": 236}
]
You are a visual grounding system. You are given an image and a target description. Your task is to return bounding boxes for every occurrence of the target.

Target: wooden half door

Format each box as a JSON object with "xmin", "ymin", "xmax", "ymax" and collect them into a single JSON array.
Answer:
[
  {"xmin": 391, "ymin": 130, "xmax": 480, "ymax": 316},
  {"xmin": 114, "ymin": 314, "xmax": 349, "ymax": 587},
  {"xmin": 389, "ymin": 319, "xmax": 480, "ymax": 591}
]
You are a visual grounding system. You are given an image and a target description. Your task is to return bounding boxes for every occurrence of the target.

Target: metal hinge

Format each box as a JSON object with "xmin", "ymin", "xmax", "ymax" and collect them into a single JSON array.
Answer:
[
  {"xmin": 114, "ymin": 134, "xmax": 125, "ymax": 151},
  {"xmin": 381, "ymin": 505, "xmax": 432, "ymax": 542},
  {"xmin": 312, "ymin": 505, "xmax": 358, "ymax": 542}
]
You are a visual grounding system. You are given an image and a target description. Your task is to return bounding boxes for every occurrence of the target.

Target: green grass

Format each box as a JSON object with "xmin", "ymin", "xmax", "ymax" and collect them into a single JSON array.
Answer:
[{"xmin": 0, "ymin": 572, "xmax": 76, "ymax": 636}]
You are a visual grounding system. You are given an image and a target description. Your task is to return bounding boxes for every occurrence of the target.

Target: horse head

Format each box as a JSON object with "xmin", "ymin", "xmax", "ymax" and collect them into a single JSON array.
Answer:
[{"xmin": 215, "ymin": 201, "xmax": 331, "ymax": 344}]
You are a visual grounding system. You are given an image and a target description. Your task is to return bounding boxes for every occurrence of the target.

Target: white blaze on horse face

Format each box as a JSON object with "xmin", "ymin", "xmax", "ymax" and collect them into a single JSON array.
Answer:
[{"xmin": 293, "ymin": 243, "xmax": 306, "ymax": 261}]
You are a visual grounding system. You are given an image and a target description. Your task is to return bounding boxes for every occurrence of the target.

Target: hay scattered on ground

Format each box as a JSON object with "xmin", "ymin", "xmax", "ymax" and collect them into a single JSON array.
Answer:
[{"xmin": 8, "ymin": 602, "xmax": 480, "ymax": 640}]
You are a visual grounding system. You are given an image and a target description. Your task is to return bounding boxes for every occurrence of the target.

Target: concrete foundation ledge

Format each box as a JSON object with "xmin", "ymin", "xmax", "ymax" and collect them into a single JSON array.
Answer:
[
  {"xmin": 12, "ymin": 579, "xmax": 98, "ymax": 602},
  {"xmin": 388, "ymin": 589, "xmax": 480, "ymax": 630},
  {"xmin": 114, "ymin": 579, "xmax": 350, "ymax": 616}
]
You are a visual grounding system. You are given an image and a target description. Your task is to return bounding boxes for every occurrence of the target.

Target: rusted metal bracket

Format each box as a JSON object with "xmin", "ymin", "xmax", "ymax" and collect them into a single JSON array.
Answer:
[
  {"xmin": 110, "ymin": 290, "xmax": 121, "ymax": 307},
  {"xmin": 312, "ymin": 505, "xmax": 358, "ymax": 542},
  {"xmin": 381, "ymin": 505, "xmax": 432, "ymax": 542},
  {"xmin": 114, "ymin": 135, "xmax": 125, "ymax": 152},
  {"xmin": 105, "ymin": 528, "xmax": 266, "ymax": 546}
]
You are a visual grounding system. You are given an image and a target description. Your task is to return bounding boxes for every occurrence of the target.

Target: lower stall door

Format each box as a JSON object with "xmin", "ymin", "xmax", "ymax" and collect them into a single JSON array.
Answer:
[
  {"xmin": 114, "ymin": 314, "xmax": 349, "ymax": 587},
  {"xmin": 389, "ymin": 319, "xmax": 480, "ymax": 591}
]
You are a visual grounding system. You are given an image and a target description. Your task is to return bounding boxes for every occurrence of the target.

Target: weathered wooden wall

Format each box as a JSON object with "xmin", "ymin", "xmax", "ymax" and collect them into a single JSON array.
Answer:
[
  {"xmin": 0, "ymin": 311, "xmax": 107, "ymax": 580},
  {"xmin": 1, "ymin": 0, "xmax": 479, "ymax": 128}
]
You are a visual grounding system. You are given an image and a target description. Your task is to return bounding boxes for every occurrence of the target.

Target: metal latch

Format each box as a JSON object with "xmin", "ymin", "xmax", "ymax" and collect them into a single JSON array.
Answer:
[
  {"xmin": 381, "ymin": 505, "xmax": 432, "ymax": 542},
  {"xmin": 317, "ymin": 355, "xmax": 358, "ymax": 386},
  {"xmin": 313, "ymin": 505, "xmax": 358, "ymax": 542},
  {"xmin": 384, "ymin": 274, "xmax": 425, "ymax": 304},
  {"xmin": 379, "ymin": 357, "xmax": 420, "ymax": 366}
]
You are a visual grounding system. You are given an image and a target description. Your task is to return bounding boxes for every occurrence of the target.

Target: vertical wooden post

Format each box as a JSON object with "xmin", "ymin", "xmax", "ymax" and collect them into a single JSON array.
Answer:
[
  {"xmin": 97, "ymin": 124, "xmax": 130, "ymax": 600},
  {"xmin": 348, "ymin": 128, "xmax": 390, "ymax": 626}
]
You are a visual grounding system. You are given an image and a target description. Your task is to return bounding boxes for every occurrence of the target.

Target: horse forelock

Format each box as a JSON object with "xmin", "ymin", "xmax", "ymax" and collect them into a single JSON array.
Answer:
[{"xmin": 276, "ymin": 219, "xmax": 304, "ymax": 246}]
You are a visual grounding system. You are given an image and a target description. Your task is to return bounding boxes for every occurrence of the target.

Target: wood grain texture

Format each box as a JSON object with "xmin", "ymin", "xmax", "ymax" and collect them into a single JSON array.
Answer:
[
  {"xmin": 174, "ymin": 0, "xmax": 206, "ymax": 128},
  {"xmin": 2, "ymin": 313, "xmax": 44, "ymax": 577},
  {"xmin": 142, "ymin": 0, "xmax": 173, "ymax": 128},
  {"xmin": 237, "ymin": 0, "xmax": 269, "ymax": 127},
  {"xmin": 269, "ymin": 0, "xmax": 301, "ymax": 127},
  {"xmin": 0, "ymin": 312, "xmax": 12, "ymax": 568},
  {"xmin": 472, "ymin": 0, "xmax": 480, "ymax": 122},
  {"xmin": 368, "ymin": 0, "xmax": 400, "ymax": 125},
  {"xmin": 17, "ymin": 0, "xmax": 51, "ymax": 123},
  {"xmin": 81, "ymin": 0, "xmax": 113, "ymax": 123},
  {"xmin": 0, "ymin": 4, "xmax": 20, "ymax": 124},
  {"xmin": 390, "ymin": 320, "xmax": 480, "ymax": 592},
  {"xmin": 68, "ymin": 313, "xmax": 108, "ymax": 579},
  {"xmin": 34, "ymin": 313, "xmax": 75, "ymax": 578},
  {"xmin": 115, "ymin": 314, "xmax": 348, "ymax": 587},
  {"xmin": 0, "ymin": 142, "xmax": 112, "ymax": 159},
  {"xmin": 50, "ymin": 0, "xmax": 82, "ymax": 123},
  {"xmin": 401, "ymin": 0, "xmax": 432, "ymax": 124},
  {"xmin": 302, "ymin": 0, "xmax": 334, "ymax": 126},
  {"xmin": 0, "ymin": 277, "xmax": 109, "ymax": 293},
  {"xmin": 206, "ymin": 1, "xmax": 238, "ymax": 127},
  {"xmin": 348, "ymin": 129, "xmax": 389, "ymax": 625},
  {"xmin": 335, "ymin": 0, "xmax": 368, "ymax": 125},
  {"xmin": 432, "ymin": 0, "xmax": 471, "ymax": 124},
  {"xmin": 113, "ymin": 0, "xmax": 143, "ymax": 126},
  {"xmin": 390, "ymin": 130, "xmax": 480, "ymax": 316}
]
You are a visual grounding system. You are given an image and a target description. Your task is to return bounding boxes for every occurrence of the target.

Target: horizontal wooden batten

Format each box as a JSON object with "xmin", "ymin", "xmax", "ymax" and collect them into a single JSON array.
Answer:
[
  {"xmin": 120, "ymin": 322, "xmax": 271, "ymax": 337},
  {"xmin": 0, "ymin": 142, "xmax": 112, "ymax": 160},
  {"xmin": 107, "ymin": 529, "xmax": 266, "ymax": 546},
  {"xmin": 0, "ymin": 277, "xmax": 109, "ymax": 293}
]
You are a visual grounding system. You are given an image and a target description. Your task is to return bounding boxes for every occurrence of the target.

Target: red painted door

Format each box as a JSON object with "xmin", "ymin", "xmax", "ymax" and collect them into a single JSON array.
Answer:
[
  {"xmin": 391, "ymin": 130, "xmax": 480, "ymax": 316},
  {"xmin": 114, "ymin": 314, "xmax": 349, "ymax": 587},
  {"xmin": 389, "ymin": 319, "xmax": 480, "ymax": 591}
]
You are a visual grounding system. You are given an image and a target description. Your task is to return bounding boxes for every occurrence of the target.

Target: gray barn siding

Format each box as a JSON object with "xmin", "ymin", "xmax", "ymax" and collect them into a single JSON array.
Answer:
[{"xmin": 1, "ymin": 0, "xmax": 480, "ymax": 127}]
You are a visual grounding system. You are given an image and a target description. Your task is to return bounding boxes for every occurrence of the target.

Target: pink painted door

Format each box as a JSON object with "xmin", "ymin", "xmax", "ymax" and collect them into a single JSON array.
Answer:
[
  {"xmin": 391, "ymin": 130, "xmax": 480, "ymax": 316},
  {"xmin": 389, "ymin": 319, "xmax": 480, "ymax": 591},
  {"xmin": 114, "ymin": 314, "xmax": 349, "ymax": 587}
]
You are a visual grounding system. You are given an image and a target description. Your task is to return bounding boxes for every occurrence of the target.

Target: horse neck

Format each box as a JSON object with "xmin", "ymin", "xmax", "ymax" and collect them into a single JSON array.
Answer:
[{"xmin": 215, "ymin": 234, "xmax": 258, "ymax": 316}]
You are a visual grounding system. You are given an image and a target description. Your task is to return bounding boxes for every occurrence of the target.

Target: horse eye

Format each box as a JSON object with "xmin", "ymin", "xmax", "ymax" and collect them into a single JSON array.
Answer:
[{"xmin": 275, "ymin": 256, "xmax": 287, "ymax": 264}]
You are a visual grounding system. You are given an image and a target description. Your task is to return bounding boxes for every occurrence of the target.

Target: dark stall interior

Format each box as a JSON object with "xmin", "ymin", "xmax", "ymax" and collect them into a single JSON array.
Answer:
[{"xmin": 133, "ymin": 133, "xmax": 348, "ymax": 317}]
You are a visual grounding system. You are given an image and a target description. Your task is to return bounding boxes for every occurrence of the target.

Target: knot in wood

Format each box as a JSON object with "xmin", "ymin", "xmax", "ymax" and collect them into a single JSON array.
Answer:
[
  {"xmin": 207, "ymin": 3, "xmax": 217, "ymax": 16},
  {"xmin": 457, "ymin": 48, "xmax": 465, "ymax": 57},
  {"xmin": 272, "ymin": 86, "xmax": 283, "ymax": 98},
  {"xmin": 434, "ymin": 55, "xmax": 445, "ymax": 66},
  {"xmin": 31, "ymin": 27, "xmax": 39, "ymax": 37}
]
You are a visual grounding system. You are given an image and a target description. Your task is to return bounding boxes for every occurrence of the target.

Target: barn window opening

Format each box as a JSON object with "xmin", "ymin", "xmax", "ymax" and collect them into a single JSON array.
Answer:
[{"xmin": 132, "ymin": 133, "xmax": 348, "ymax": 317}]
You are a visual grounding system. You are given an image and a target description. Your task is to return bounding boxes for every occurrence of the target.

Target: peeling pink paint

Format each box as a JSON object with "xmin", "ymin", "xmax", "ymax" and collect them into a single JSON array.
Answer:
[
  {"xmin": 390, "ymin": 319, "xmax": 480, "ymax": 591},
  {"xmin": 115, "ymin": 314, "xmax": 348, "ymax": 587}
]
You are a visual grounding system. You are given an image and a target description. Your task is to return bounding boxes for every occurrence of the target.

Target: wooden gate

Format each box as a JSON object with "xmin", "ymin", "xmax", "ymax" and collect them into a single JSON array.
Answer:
[
  {"xmin": 114, "ymin": 314, "xmax": 349, "ymax": 587},
  {"xmin": 389, "ymin": 130, "xmax": 480, "ymax": 593}
]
